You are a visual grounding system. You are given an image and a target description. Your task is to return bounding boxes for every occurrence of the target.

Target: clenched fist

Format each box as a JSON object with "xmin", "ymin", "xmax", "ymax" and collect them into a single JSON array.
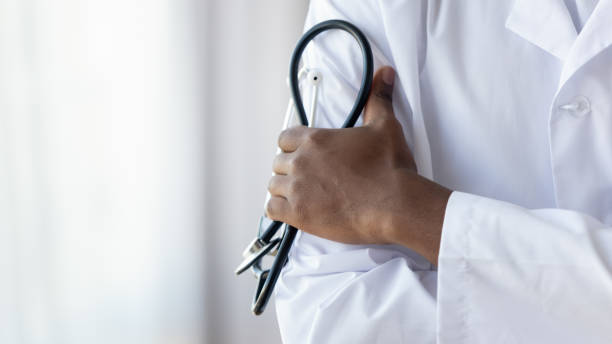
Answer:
[{"xmin": 265, "ymin": 66, "xmax": 451, "ymax": 265}]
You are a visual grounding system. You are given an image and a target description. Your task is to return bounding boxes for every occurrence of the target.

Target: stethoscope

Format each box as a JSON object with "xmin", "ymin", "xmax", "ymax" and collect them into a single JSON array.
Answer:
[{"xmin": 235, "ymin": 19, "xmax": 373, "ymax": 315}]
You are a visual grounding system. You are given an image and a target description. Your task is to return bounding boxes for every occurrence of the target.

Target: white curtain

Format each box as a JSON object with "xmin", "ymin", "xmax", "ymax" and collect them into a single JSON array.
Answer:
[
  {"xmin": 0, "ymin": 0, "xmax": 307, "ymax": 343},
  {"xmin": 203, "ymin": 2, "xmax": 308, "ymax": 343}
]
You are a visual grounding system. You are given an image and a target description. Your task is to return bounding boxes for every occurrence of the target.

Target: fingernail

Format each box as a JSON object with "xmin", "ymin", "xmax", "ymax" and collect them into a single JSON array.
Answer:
[{"xmin": 382, "ymin": 67, "xmax": 395, "ymax": 87}]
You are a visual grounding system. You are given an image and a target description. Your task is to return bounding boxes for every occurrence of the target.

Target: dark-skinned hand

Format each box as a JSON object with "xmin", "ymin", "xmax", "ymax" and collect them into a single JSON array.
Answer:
[{"xmin": 266, "ymin": 66, "xmax": 451, "ymax": 265}]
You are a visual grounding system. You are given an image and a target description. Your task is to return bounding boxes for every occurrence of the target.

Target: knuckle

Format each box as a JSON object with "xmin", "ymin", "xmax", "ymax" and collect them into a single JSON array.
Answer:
[
  {"xmin": 271, "ymin": 155, "xmax": 278, "ymax": 170},
  {"xmin": 265, "ymin": 199, "xmax": 276, "ymax": 218},
  {"xmin": 277, "ymin": 129, "xmax": 290, "ymax": 147},
  {"xmin": 279, "ymin": 126, "xmax": 308, "ymax": 150},
  {"xmin": 279, "ymin": 127, "xmax": 297, "ymax": 145},
  {"xmin": 381, "ymin": 117, "xmax": 401, "ymax": 131},
  {"xmin": 375, "ymin": 90, "xmax": 393, "ymax": 102},
  {"xmin": 267, "ymin": 176, "xmax": 277, "ymax": 191},
  {"xmin": 272, "ymin": 154, "xmax": 282, "ymax": 171},
  {"xmin": 290, "ymin": 154, "xmax": 307, "ymax": 171},
  {"xmin": 305, "ymin": 128, "xmax": 327, "ymax": 145},
  {"xmin": 373, "ymin": 114, "xmax": 400, "ymax": 133}
]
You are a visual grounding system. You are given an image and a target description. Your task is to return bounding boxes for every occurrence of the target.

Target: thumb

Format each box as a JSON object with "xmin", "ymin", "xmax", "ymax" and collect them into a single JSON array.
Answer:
[{"xmin": 362, "ymin": 66, "xmax": 395, "ymax": 126}]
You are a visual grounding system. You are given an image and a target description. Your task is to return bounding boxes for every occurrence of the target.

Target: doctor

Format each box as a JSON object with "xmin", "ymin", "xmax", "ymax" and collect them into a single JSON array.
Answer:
[{"xmin": 267, "ymin": 0, "xmax": 612, "ymax": 343}]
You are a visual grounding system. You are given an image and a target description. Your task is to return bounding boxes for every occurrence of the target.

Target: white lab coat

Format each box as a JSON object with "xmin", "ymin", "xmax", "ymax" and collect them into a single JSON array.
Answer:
[{"xmin": 275, "ymin": 0, "xmax": 612, "ymax": 343}]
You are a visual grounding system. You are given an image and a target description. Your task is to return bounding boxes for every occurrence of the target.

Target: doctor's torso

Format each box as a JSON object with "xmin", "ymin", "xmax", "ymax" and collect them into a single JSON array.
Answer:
[
  {"xmin": 379, "ymin": 0, "xmax": 612, "ymax": 222},
  {"xmin": 274, "ymin": 2, "xmax": 612, "ymax": 342}
]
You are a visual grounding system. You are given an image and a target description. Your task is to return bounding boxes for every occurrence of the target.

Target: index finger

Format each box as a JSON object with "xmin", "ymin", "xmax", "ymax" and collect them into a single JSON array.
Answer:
[{"xmin": 278, "ymin": 125, "xmax": 309, "ymax": 152}]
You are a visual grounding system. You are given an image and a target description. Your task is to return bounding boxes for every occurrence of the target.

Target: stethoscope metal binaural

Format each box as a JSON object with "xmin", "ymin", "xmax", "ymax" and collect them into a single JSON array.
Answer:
[{"xmin": 235, "ymin": 19, "xmax": 374, "ymax": 315}]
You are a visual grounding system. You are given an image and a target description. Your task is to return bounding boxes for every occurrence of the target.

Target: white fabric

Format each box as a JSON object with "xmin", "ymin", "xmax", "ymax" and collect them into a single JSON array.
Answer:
[
  {"xmin": 275, "ymin": 0, "xmax": 612, "ymax": 343},
  {"xmin": 564, "ymin": 0, "xmax": 599, "ymax": 32}
]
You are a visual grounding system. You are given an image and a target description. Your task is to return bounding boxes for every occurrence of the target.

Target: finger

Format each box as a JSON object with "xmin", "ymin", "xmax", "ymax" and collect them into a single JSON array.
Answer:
[
  {"xmin": 272, "ymin": 152, "xmax": 292, "ymax": 175},
  {"xmin": 362, "ymin": 66, "xmax": 396, "ymax": 126},
  {"xmin": 267, "ymin": 174, "xmax": 290, "ymax": 197},
  {"xmin": 278, "ymin": 125, "xmax": 309, "ymax": 152},
  {"xmin": 265, "ymin": 195, "xmax": 291, "ymax": 222}
]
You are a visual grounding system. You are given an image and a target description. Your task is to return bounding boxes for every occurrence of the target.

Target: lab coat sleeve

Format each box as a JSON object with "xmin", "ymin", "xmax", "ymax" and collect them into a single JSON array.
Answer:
[
  {"xmin": 275, "ymin": 1, "xmax": 438, "ymax": 343},
  {"xmin": 437, "ymin": 191, "xmax": 612, "ymax": 343}
]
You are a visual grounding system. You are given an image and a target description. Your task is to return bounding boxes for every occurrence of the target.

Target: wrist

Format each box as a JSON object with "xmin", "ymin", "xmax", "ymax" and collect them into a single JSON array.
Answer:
[{"xmin": 385, "ymin": 169, "xmax": 452, "ymax": 265}]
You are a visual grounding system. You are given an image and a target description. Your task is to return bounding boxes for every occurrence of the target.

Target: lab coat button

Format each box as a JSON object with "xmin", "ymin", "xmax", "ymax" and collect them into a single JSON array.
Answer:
[{"xmin": 558, "ymin": 96, "xmax": 591, "ymax": 117}]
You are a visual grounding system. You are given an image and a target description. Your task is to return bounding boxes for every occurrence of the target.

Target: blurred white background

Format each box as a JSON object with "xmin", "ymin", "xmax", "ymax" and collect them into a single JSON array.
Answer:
[{"xmin": 0, "ymin": 0, "xmax": 308, "ymax": 343}]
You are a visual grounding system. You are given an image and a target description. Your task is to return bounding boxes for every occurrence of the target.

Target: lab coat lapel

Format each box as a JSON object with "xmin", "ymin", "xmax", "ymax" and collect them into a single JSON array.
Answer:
[
  {"xmin": 558, "ymin": 0, "xmax": 612, "ymax": 87},
  {"xmin": 505, "ymin": 0, "xmax": 577, "ymax": 60}
]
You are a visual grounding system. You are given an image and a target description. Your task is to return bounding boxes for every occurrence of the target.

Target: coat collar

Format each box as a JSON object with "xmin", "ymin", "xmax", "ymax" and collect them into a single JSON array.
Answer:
[
  {"xmin": 506, "ymin": 0, "xmax": 612, "ymax": 88},
  {"xmin": 559, "ymin": 0, "xmax": 612, "ymax": 86},
  {"xmin": 505, "ymin": 0, "xmax": 577, "ymax": 60}
]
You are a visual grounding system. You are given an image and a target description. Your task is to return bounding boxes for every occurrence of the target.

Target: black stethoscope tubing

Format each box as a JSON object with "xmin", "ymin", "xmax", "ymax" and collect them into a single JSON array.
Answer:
[{"xmin": 239, "ymin": 19, "xmax": 374, "ymax": 315}]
